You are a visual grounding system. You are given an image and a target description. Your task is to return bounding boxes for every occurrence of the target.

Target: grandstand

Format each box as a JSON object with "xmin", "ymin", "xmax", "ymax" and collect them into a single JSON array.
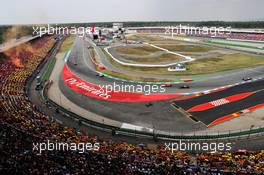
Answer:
[
  {"xmin": 128, "ymin": 27, "xmax": 264, "ymax": 41},
  {"xmin": 0, "ymin": 33, "xmax": 264, "ymax": 174}
]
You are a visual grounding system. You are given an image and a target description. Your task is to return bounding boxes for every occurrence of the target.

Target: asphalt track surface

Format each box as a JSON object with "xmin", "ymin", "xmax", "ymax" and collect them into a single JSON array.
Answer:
[
  {"xmin": 174, "ymin": 79, "xmax": 264, "ymax": 110},
  {"xmin": 73, "ymin": 36, "xmax": 264, "ymax": 94},
  {"xmin": 59, "ymin": 36, "xmax": 264, "ymax": 131},
  {"xmin": 62, "ymin": 64, "xmax": 182, "ymax": 102},
  {"xmin": 191, "ymin": 90, "xmax": 264, "ymax": 125},
  {"xmin": 174, "ymin": 83, "xmax": 264, "ymax": 125},
  {"xmin": 60, "ymin": 37, "xmax": 204, "ymax": 132}
]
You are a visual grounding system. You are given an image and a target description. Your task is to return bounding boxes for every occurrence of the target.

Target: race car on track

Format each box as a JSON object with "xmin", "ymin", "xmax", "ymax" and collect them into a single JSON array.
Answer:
[
  {"xmin": 96, "ymin": 73, "xmax": 104, "ymax": 77},
  {"xmin": 242, "ymin": 77, "xmax": 252, "ymax": 81},
  {"xmin": 161, "ymin": 84, "xmax": 173, "ymax": 87},
  {"xmin": 179, "ymin": 84, "xmax": 190, "ymax": 89}
]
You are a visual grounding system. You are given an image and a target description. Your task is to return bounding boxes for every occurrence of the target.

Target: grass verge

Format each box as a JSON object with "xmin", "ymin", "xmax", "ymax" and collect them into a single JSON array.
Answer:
[
  {"xmin": 155, "ymin": 44, "xmax": 216, "ymax": 52},
  {"xmin": 103, "ymin": 47, "xmax": 264, "ymax": 75},
  {"xmin": 58, "ymin": 35, "xmax": 75, "ymax": 53},
  {"xmin": 121, "ymin": 53, "xmax": 182, "ymax": 63},
  {"xmin": 204, "ymin": 40, "xmax": 264, "ymax": 50},
  {"xmin": 114, "ymin": 45, "xmax": 159, "ymax": 55},
  {"xmin": 42, "ymin": 58, "xmax": 56, "ymax": 81}
]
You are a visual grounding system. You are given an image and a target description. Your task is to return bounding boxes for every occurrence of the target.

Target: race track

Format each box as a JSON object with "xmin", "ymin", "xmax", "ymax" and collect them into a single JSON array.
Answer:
[{"xmin": 57, "ymin": 36, "xmax": 264, "ymax": 133}]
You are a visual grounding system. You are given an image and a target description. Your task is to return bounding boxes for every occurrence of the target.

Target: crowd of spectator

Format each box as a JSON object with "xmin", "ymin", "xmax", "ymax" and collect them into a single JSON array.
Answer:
[
  {"xmin": 135, "ymin": 28, "xmax": 264, "ymax": 41},
  {"xmin": 188, "ymin": 33, "xmax": 264, "ymax": 41},
  {"xmin": 0, "ymin": 36, "xmax": 263, "ymax": 174}
]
